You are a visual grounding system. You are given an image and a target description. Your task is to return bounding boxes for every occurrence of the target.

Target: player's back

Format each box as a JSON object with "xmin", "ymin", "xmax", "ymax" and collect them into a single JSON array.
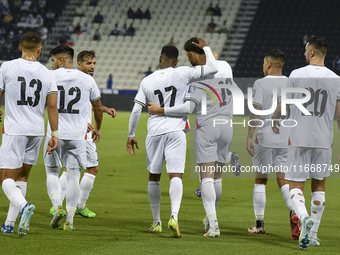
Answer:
[
  {"xmin": 253, "ymin": 75, "xmax": 289, "ymax": 148},
  {"xmin": 50, "ymin": 68, "xmax": 100, "ymax": 140},
  {"xmin": 187, "ymin": 60, "xmax": 235, "ymax": 126},
  {"xmin": 137, "ymin": 67, "xmax": 189, "ymax": 136},
  {"xmin": 0, "ymin": 58, "xmax": 57, "ymax": 136},
  {"xmin": 288, "ymin": 65, "xmax": 340, "ymax": 148}
]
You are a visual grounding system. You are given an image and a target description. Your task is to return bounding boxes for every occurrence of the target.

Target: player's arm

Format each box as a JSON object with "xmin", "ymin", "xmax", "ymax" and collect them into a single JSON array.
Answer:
[
  {"xmin": 0, "ymin": 91, "xmax": 3, "ymax": 122},
  {"xmin": 46, "ymin": 93, "xmax": 59, "ymax": 154},
  {"xmin": 91, "ymin": 98, "xmax": 103, "ymax": 143},
  {"xmin": 247, "ymin": 104, "xmax": 261, "ymax": 157},
  {"xmin": 271, "ymin": 102, "xmax": 289, "ymax": 134},
  {"xmin": 102, "ymin": 105, "xmax": 116, "ymax": 118},
  {"xmin": 148, "ymin": 100, "xmax": 195, "ymax": 116},
  {"xmin": 126, "ymin": 103, "xmax": 142, "ymax": 156},
  {"xmin": 191, "ymin": 38, "xmax": 218, "ymax": 78},
  {"xmin": 92, "ymin": 104, "xmax": 116, "ymax": 118}
]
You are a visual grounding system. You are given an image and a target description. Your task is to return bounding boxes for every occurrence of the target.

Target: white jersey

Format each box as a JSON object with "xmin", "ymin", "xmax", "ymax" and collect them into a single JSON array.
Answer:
[
  {"xmin": 47, "ymin": 68, "xmax": 101, "ymax": 140},
  {"xmin": 287, "ymin": 65, "xmax": 340, "ymax": 148},
  {"xmin": 252, "ymin": 75, "xmax": 290, "ymax": 148},
  {"xmin": 86, "ymin": 102, "xmax": 93, "ymax": 141},
  {"xmin": 0, "ymin": 58, "xmax": 57, "ymax": 136},
  {"xmin": 184, "ymin": 60, "xmax": 234, "ymax": 127},
  {"xmin": 134, "ymin": 65, "xmax": 212, "ymax": 136}
]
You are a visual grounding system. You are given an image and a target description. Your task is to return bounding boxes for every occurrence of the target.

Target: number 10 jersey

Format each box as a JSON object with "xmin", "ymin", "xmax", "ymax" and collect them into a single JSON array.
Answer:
[
  {"xmin": 0, "ymin": 58, "xmax": 57, "ymax": 136},
  {"xmin": 48, "ymin": 68, "xmax": 101, "ymax": 140}
]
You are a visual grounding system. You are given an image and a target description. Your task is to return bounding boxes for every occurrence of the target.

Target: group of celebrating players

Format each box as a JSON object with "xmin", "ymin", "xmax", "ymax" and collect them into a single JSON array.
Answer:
[
  {"xmin": 0, "ymin": 31, "xmax": 116, "ymax": 235},
  {"xmin": 0, "ymin": 30, "xmax": 338, "ymax": 251},
  {"xmin": 127, "ymin": 36, "xmax": 338, "ymax": 251}
]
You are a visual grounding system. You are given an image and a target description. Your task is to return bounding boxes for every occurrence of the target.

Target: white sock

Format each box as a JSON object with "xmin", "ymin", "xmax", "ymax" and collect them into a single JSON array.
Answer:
[
  {"xmin": 5, "ymin": 181, "xmax": 27, "ymax": 226},
  {"xmin": 290, "ymin": 188, "xmax": 308, "ymax": 221},
  {"xmin": 226, "ymin": 152, "xmax": 232, "ymax": 163},
  {"xmin": 310, "ymin": 191, "xmax": 325, "ymax": 239},
  {"xmin": 201, "ymin": 178, "xmax": 217, "ymax": 228},
  {"xmin": 253, "ymin": 184, "xmax": 266, "ymax": 221},
  {"xmin": 2, "ymin": 179, "xmax": 27, "ymax": 211},
  {"xmin": 169, "ymin": 177, "xmax": 183, "ymax": 222},
  {"xmin": 60, "ymin": 171, "xmax": 67, "ymax": 204},
  {"xmin": 214, "ymin": 178, "xmax": 222, "ymax": 210},
  {"xmin": 280, "ymin": 184, "xmax": 293, "ymax": 211},
  {"xmin": 77, "ymin": 173, "xmax": 96, "ymax": 210},
  {"xmin": 148, "ymin": 181, "xmax": 161, "ymax": 225},
  {"xmin": 65, "ymin": 168, "xmax": 81, "ymax": 224},
  {"xmin": 46, "ymin": 166, "xmax": 61, "ymax": 210}
]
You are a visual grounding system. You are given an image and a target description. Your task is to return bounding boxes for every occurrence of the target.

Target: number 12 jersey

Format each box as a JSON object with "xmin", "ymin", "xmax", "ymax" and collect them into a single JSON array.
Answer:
[{"xmin": 48, "ymin": 68, "xmax": 101, "ymax": 140}]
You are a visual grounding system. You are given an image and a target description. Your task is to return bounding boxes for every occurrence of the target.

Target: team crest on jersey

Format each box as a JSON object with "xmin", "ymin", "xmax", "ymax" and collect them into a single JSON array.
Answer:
[
  {"xmin": 252, "ymin": 89, "xmax": 256, "ymax": 98},
  {"xmin": 188, "ymin": 85, "xmax": 196, "ymax": 93}
]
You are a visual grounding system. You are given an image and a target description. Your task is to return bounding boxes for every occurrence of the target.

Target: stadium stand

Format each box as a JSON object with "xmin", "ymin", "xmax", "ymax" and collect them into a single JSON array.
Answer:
[
  {"xmin": 0, "ymin": 0, "xmax": 68, "ymax": 60},
  {"xmin": 67, "ymin": 0, "xmax": 242, "ymax": 89},
  {"xmin": 233, "ymin": 0, "xmax": 340, "ymax": 78}
]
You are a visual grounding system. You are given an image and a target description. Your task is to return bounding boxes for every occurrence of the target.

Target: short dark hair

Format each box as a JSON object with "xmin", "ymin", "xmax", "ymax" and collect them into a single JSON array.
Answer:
[
  {"xmin": 307, "ymin": 36, "xmax": 328, "ymax": 56},
  {"xmin": 161, "ymin": 46, "xmax": 178, "ymax": 59},
  {"xmin": 20, "ymin": 32, "xmax": 42, "ymax": 51},
  {"xmin": 184, "ymin": 37, "xmax": 205, "ymax": 55},
  {"xmin": 49, "ymin": 45, "xmax": 74, "ymax": 59},
  {"xmin": 265, "ymin": 49, "xmax": 285, "ymax": 68},
  {"xmin": 77, "ymin": 50, "xmax": 96, "ymax": 62}
]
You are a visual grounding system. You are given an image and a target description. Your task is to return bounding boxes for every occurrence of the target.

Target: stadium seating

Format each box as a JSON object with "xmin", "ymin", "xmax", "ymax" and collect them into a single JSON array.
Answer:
[
  {"xmin": 71, "ymin": 0, "xmax": 242, "ymax": 89},
  {"xmin": 233, "ymin": 0, "xmax": 340, "ymax": 79}
]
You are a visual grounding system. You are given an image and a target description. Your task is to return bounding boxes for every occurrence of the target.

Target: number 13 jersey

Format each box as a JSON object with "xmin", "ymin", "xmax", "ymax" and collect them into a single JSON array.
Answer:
[
  {"xmin": 48, "ymin": 68, "xmax": 101, "ymax": 140},
  {"xmin": 0, "ymin": 58, "xmax": 57, "ymax": 136},
  {"xmin": 134, "ymin": 66, "xmax": 207, "ymax": 136}
]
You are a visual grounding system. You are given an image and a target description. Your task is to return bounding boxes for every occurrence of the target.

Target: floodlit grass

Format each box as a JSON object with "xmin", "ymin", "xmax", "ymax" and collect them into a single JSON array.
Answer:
[{"xmin": 0, "ymin": 110, "xmax": 339, "ymax": 254}]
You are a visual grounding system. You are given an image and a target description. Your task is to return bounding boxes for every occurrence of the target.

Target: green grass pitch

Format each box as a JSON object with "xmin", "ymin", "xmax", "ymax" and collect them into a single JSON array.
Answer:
[{"xmin": 0, "ymin": 110, "xmax": 339, "ymax": 254}]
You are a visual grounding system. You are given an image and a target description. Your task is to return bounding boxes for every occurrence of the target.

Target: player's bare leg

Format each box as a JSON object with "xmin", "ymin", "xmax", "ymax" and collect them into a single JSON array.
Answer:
[
  {"xmin": 168, "ymin": 172, "xmax": 182, "ymax": 238},
  {"xmin": 248, "ymin": 172, "xmax": 267, "ymax": 234},
  {"xmin": 200, "ymin": 163, "xmax": 220, "ymax": 238},
  {"xmin": 289, "ymin": 181, "xmax": 314, "ymax": 250},
  {"xmin": 76, "ymin": 166, "xmax": 98, "ymax": 218},
  {"xmin": 2, "ymin": 164, "xmax": 31, "ymax": 234},
  {"xmin": 276, "ymin": 172, "xmax": 299, "ymax": 240},
  {"xmin": 309, "ymin": 178, "xmax": 326, "ymax": 246},
  {"xmin": 148, "ymin": 173, "xmax": 162, "ymax": 232}
]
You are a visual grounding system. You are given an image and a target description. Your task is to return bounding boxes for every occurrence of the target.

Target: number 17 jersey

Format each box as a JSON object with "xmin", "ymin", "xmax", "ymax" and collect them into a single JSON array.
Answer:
[
  {"xmin": 48, "ymin": 68, "xmax": 101, "ymax": 140},
  {"xmin": 135, "ymin": 66, "xmax": 205, "ymax": 136},
  {"xmin": 0, "ymin": 58, "xmax": 57, "ymax": 136}
]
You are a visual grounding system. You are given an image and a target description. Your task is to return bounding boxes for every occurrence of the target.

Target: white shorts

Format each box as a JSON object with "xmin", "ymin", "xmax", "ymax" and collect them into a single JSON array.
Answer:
[
  {"xmin": 195, "ymin": 117, "xmax": 233, "ymax": 164},
  {"xmin": 145, "ymin": 131, "xmax": 186, "ymax": 174},
  {"xmin": 284, "ymin": 146, "xmax": 332, "ymax": 182},
  {"xmin": 253, "ymin": 143, "xmax": 288, "ymax": 174},
  {"xmin": 86, "ymin": 141, "xmax": 98, "ymax": 168},
  {"xmin": 44, "ymin": 136, "xmax": 86, "ymax": 170},
  {"xmin": 0, "ymin": 134, "xmax": 43, "ymax": 169}
]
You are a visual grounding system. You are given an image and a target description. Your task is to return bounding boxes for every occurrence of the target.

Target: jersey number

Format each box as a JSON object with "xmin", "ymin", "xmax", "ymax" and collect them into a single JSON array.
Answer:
[
  {"xmin": 221, "ymin": 88, "xmax": 231, "ymax": 106},
  {"xmin": 302, "ymin": 88, "xmax": 327, "ymax": 117},
  {"xmin": 57, "ymin": 86, "xmax": 81, "ymax": 114},
  {"xmin": 154, "ymin": 86, "xmax": 177, "ymax": 107},
  {"xmin": 17, "ymin": 76, "xmax": 42, "ymax": 107}
]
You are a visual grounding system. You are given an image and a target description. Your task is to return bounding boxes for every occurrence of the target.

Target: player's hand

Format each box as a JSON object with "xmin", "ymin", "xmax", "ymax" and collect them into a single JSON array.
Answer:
[
  {"xmin": 247, "ymin": 136, "xmax": 255, "ymax": 157},
  {"xmin": 0, "ymin": 109, "xmax": 2, "ymax": 122},
  {"xmin": 148, "ymin": 102, "xmax": 162, "ymax": 115},
  {"xmin": 46, "ymin": 137, "xmax": 58, "ymax": 154},
  {"xmin": 126, "ymin": 137, "xmax": 139, "ymax": 156},
  {"xmin": 192, "ymin": 38, "xmax": 208, "ymax": 49},
  {"xmin": 272, "ymin": 119, "xmax": 280, "ymax": 134},
  {"xmin": 92, "ymin": 129, "xmax": 101, "ymax": 143},
  {"xmin": 106, "ymin": 107, "xmax": 117, "ymax": 118},
  {"xmin": 87, "ymin": 123, "xmax": 94, "ymax": 133}
]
